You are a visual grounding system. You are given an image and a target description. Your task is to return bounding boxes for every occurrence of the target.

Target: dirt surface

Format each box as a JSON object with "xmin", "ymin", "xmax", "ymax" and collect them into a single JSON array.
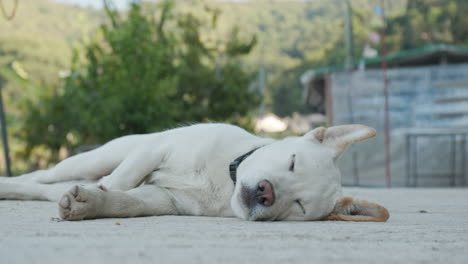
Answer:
[{"xmin": 1, "ymin": 188, "xmax": 467, "ymax": 264}]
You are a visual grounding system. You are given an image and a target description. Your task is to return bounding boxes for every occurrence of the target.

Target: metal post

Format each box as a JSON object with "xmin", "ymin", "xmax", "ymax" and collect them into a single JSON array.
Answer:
[
  {"xmin": 343, "ymin": 0, "xmax": 359, "ymax": 184},
  {"xmin": 0, "ymin": 78, "xmax": 12, "ymax": 176},
  {"xmin": 413, "ymin": 136, "xmax": 417, "ymax": 187},
  {"xmin": 380, "ymin": 0, "xmax": 391, "ymax": 187},
  {"xmin": 406, "ymin": 134, "xmax": 411, "ymax": 186},
  {"xmin": 462, "ymin": 134, "xmax": 466, "ymax": 186},
  {"xmin": 258, "ymin": 65, "xmax": 266, "ymax": 117},
  {"xmin": 344, "ymin": 0, "xmax": 354, "ymax": 70},
  {"xmin": 450, "ymin": 135, "xmax": 456, "ymax": 186}
]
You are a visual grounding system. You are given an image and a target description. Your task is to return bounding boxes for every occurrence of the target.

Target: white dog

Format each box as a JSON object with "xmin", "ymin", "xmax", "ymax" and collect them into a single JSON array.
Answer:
[{"xmin": 0, "ymin": 123, "xmax": 389, "ymax": 222}]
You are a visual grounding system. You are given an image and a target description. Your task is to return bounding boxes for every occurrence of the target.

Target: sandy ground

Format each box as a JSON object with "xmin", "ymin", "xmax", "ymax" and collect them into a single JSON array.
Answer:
[{"xmin": 0, "ymin": 188, "xmax": 467, "ymax": 264}]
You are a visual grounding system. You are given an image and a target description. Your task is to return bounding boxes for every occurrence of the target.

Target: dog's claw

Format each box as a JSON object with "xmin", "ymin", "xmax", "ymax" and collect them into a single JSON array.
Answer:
[
  {"xmin": 70, "ymin": 185, "xmax": 79, "ymax": 196},
  {"xmin": 98, "ymin": 184, "xmax": 108, "ymax": 191}
]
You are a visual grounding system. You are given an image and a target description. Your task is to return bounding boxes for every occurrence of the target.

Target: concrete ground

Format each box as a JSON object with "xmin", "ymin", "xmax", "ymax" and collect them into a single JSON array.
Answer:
[{"xmin": 0, "ymin": 188, "xmax": 467, "ymax": 264}]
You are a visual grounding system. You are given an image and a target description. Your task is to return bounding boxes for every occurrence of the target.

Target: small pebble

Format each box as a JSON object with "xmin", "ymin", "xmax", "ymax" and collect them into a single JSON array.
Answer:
[{"xmin": 115, "ymin": 222, "xmax": 121, "ymax": 226}]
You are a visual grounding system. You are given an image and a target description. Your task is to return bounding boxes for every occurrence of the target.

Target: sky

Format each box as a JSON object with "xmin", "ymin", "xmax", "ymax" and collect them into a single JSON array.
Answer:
[
  {"xmin": 54, "ymin": 0, "xmax": 146, "ymax": 9},
  {"xmin": 54, "ymin": 0, "xmax": 249, "ymax": 10}
]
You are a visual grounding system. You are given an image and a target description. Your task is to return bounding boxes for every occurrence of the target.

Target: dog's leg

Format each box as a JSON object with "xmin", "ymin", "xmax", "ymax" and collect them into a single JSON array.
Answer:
[
  {"xmin": 4, "ymin": 152, "xmax": 119, "ymax": 184},
  {"xmin": 0, "ymin": 180, "xmax": 84, "ymax": 201},
  {"xmin": 8, "ymin": 135, "xmax": 149, "ymax": 184},
  {"xmin": 34, "ymin": 149, "xmax": 123, "ymax": 183},
  {"xmin": 98, "ymin": 146, "xmax": 167, "ymax": 191},
  {"xmin": 58, "ymin": 184, "xmax": 176, "ymax": 220},
  {"xmin": 10, "ymin": 144, "xmax": 134, "ymax": 185}
]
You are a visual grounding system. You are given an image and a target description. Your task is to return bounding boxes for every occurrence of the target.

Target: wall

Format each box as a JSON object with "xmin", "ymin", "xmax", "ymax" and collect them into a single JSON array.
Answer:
[{"xmin": 330, "ymin": 63, "xmax": 468, "ymax": 186}]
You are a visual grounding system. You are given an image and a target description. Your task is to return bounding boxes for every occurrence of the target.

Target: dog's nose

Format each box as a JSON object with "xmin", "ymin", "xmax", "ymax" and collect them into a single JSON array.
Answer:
[
  {"xmin": 240, "ymin": 180, "xmax": 276, "ymax": 209},
  {"xmin": 256, "ymin": 180, "xmax": 275, "ymax": 207}
]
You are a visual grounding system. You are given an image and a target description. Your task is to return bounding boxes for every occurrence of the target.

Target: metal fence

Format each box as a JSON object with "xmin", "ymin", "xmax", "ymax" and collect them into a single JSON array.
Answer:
[{"xmin": 330, "ymin": 63, "xmax": 468, "ymax": 187}]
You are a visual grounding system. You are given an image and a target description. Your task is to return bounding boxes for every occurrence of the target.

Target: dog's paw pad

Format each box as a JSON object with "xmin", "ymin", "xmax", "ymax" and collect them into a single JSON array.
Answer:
[
  {"xmin": 58, "ymin": 185, "xmax": 102, "ymax": 221},
  {"xmin": 71, "ymin": 185, "xmax": 88, "ymax": 202},
  {"xmin": 59, "ymin": 195, "xmax": 70, "ymax": 209}
]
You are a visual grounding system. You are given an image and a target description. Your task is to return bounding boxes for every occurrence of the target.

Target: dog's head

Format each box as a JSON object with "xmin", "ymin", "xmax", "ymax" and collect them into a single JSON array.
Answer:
[{"xmin": 230, "ymin": 124, "xmax": 389, "ymax": 222}]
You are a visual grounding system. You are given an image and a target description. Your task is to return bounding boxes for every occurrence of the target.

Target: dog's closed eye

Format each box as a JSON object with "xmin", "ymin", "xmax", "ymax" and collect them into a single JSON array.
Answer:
[
  {"xmin": 296, "ymin": 199, "xmax": 306, "ymax": 215},
  {"xmin": 289, "ymin": 154, "xmax": 296, "ymax": 172}
]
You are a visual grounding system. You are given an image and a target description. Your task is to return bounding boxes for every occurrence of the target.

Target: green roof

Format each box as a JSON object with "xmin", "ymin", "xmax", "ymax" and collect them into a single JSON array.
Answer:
[{"xmin": 307, "ymin": 44, "xmax": 468, "ymax": 79}]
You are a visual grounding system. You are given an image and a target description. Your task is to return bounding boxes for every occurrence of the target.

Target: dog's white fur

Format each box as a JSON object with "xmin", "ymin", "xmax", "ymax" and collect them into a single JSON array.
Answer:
[{"xmin": 0, "ymin": 123, "xmax": 389, "ymax": 222}]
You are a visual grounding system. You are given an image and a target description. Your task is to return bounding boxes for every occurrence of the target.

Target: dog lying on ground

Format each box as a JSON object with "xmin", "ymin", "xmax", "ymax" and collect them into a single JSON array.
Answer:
[{"xmin": 0, "ymin": 123, "xmax": 389, "ymax": 222}]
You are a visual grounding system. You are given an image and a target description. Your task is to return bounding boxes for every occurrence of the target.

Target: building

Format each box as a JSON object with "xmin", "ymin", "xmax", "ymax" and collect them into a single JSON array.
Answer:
[{"xmin": 301, "ymin": 44, "xmax": 468, "ymax": 187}]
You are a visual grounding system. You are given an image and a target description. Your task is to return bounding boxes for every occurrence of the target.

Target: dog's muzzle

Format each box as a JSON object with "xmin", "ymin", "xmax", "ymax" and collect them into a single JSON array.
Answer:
[{"xmin": 241, "ymin": 180, "xmax": 275, "ymax": 210}]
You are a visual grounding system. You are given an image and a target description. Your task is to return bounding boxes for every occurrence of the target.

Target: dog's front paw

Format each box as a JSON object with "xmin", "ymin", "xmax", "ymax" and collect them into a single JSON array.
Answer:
[
  {"xmin": 58, "ymin": 185, "xmax": 104, "ymax": 221},
  {"xmin": 97, "ymin": 175, "xmax": 132, "ymax": 191}
]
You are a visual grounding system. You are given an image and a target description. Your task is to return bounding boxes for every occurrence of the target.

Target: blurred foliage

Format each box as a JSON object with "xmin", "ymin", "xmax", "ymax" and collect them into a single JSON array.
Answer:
[
  {"xmin": 270, "ymin": 0, "xmax": 468, "ymax": 116},
  {"xmin": 0, "ymin": 0, "xmax": 104, "ymax": 171},
  {"xmin": 17, "ymin": 0, "xmax": 258, "ymax": 163},
  {"xmin": 1, "ymin": 0, "xmax": 468, "ymax": 171}
]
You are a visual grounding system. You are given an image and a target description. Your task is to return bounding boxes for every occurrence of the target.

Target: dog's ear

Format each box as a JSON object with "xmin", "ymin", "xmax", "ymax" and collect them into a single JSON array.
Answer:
[
  {"xmin": 306, "ymin": 125, "xmax": 376, "ymax": 155},
  {"xmin": 325, "ymin": 197, "xmax": 389, "ymax": 222}
]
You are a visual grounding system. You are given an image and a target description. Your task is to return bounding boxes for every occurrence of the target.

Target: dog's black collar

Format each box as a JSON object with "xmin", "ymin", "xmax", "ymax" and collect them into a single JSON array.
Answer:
[{"xmin": 229, "ymin": 147, "xmax": 261, "ymax": 185}]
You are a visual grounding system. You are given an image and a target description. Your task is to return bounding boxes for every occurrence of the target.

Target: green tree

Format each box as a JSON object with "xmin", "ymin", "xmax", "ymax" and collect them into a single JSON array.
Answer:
[
  {"xmin": 393, "ymin": 0, "xmax": 468, "ymax": 49},
  {"xmin": 270, "ymin": 0, "xmax": 468, "ymax": 117},
  {"xmin": 18, "ymin": 0, "xmax": 258, "ymax": 164}
]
